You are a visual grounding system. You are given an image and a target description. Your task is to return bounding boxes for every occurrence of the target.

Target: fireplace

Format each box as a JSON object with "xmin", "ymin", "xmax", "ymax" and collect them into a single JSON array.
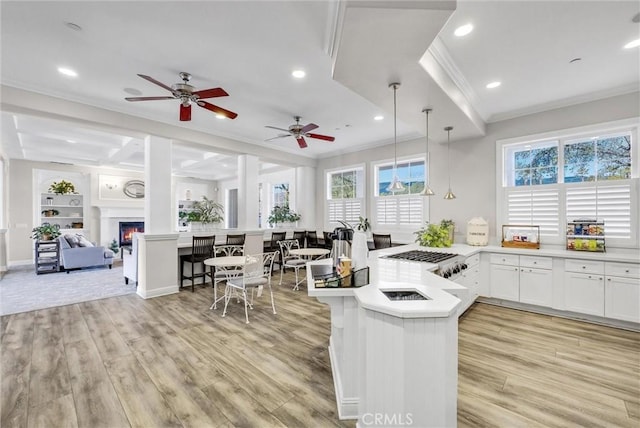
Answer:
[{"xmin": 119, "ymin": 221, "xmax": 144, "ymax": 247}]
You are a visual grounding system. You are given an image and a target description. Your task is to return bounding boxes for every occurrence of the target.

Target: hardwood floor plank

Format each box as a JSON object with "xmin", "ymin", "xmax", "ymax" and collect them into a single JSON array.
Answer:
[
  {"xmin": 271, "ymin": 395, "xmax": 348, "ymax": 428},
  {"xmin": 79, "ymin": 300, "xmax": 131, "ymax": 361},
  {"xmin": 104, "ymin": 355, "xmax": 182, "ymax": 428},
  {"xmin": 0, "ymin": 312, "xmax": 34, "ymax": 428},
  {"xmin": 26, "ymin": 393, "xmax": 77, "ymax": 428},
  {"xmin": 58, "ymin": 304, "xmax": 92, "ymax": 345},
  {"xmin": 28, "ymin": 308, "xmax": 72, "ymax": 408}
]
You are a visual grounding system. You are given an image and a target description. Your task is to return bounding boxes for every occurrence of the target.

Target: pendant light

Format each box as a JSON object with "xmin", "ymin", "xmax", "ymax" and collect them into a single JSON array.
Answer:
[
  {"xmin": 420, "ymin": 108, "xmax": 435, "ymax": 196},
  {"xmin": 386, "ymin": 82, "xmax": 405, "ymax": 193},
  {"xmin": 443, "ymin": 126, "xmax": 456, "ymax": 200}
]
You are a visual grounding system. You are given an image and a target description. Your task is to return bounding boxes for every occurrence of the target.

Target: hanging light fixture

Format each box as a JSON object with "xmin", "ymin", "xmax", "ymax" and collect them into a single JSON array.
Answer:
[
  {"xmin": 386, "ymin": 82, "xmax": 405, "ymax": 193},
  {"xmin": 443, "ymin": 126, "xmax": 456, "ymax": 200},
  {"xmin": 420, "ymin": 108, "xmax": 435, "ymax": 196}
]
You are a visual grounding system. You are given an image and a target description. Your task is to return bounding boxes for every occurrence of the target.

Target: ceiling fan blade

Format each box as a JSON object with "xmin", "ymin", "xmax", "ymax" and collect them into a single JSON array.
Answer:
[
  {"xmin": 197, "ymin": 101, "xmax": 238, "ymax": 119},
  {"xmin": 125, "ymin": 96, "xmax": 175, "ymax": 102},
  {"xmin": 137, "ymin": 74, "xmax": 175, "ymax": 93},
  {"xmin": 265, "ymin": 134, "xmax": 290, "ymax": 142},
  {"xmin": 296, "ymin": 136, "xmax": 308, "ymax": 149},
  {"xmin": 307, "ymin": 133, "xmax": 335, "ymax": 142},
  {"xmin": 180, "ymin": 104, "xmax": 191, "ymax": 121},
  {"xmin": 300, "ymin": 123, "xmax": 319, "ymax": 133},
  {"xmin": 193, "ymin": 87, "xmax": 228, "ymax": 99},
  {"xmin": 265, "ymin": 125, "xmax": 291, "ymax": 133}
]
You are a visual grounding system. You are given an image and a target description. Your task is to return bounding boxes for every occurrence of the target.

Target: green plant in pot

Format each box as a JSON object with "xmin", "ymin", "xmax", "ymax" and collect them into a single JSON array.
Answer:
[
  {"xmin": 440, "ymin": 219, "xmax": 455, "ymax": 244},
  {"xmin": 356, "ymin": 216, "xmax": 370, "ymax": 232},
  {"xmin": 31, "ymin": 223, "xmax": 61, "ymax": 241},
  {"xmin": 191, "ymin": 196, "xmax": 224, "ymax": 225},
  {"xmin": 48, "ymin": 180, "xmax": 77, "ymax": 195},
  {"xmin": 268, "ymin": 205, "xmax": 301, "ymax": 227},
  {"xmin": 414, "ymin": 222, "xmax": 453, "ymax": 248}
]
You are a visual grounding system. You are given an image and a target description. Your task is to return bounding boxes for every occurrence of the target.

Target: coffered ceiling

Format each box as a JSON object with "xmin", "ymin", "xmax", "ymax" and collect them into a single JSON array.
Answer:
[{"xmin": 1, "ymin": 1, "xmax": 638, "ymax": 180}]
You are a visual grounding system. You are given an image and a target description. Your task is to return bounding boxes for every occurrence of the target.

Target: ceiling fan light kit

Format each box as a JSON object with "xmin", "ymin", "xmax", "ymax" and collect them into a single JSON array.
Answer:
[
  {"xmin": 386, "ymin": 82, "xmax": 405, "ymax": 194},
  {"xmin": 125, "ymin": 72, "xmax": 238, "ymax": 121}
]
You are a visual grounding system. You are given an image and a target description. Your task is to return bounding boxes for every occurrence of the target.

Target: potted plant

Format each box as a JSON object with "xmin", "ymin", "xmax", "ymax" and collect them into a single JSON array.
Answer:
[
  {"xmin": 41, "ymin": 209, "xmax": 60, "ymax": 217},
  {"xmin": 190, "ymin": 196, "xmax": 224, "ymax": 230},
  {"xmin": 356, "ymin": 216, "xmax": 370, "ymax": 232},
  {"xmin": 267, "ymin": 205, "xmax": 301, "ymax": 227},
  {"xmin": 31, "ymin": 223, "xmax": 61, "ymax": 241},
  {"xmin": 48, "ymin": 180, "xmax": 77, "ymax": 195},
  {"xmin": 109, "ymin": 238, "xmax": 120, "ymax": 256},
  {"xmin": 414, "ymin": 222, "xmax": 453, "ymax": 248},
  {"xmin": 440, "ymin": 219, "xmax": 455, "ymax": 244}
]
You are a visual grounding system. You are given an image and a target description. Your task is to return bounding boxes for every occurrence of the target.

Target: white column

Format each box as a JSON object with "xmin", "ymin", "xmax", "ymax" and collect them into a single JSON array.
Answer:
[
  {"xmin": 237, "ymin": 154, "xmax": 259, "ymax": 230},
  {"xmin": 295, "ymin": 166, "xmax": 315, "ymax": 229},
  {"xmin": 137, "ymin": 136, "xmax": 178, "ymax": 299},
  {"xmin": 0, "ymin": 229, "xmax": 7, "ymax": 272}
]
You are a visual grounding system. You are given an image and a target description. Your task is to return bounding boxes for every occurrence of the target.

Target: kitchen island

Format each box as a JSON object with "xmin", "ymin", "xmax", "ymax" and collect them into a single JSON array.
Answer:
[{"xmin": 307, "ymin": 244, "xmax": 463, "ymax": 427}]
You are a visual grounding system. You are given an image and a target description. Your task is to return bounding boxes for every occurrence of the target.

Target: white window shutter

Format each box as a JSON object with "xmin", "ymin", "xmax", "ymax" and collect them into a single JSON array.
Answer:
[
  {"xmin": 507, "ymin": 187, "xmax": 559, "ymax": 237},
  {"xmin": 376, "ymin": 198, "xmax": 397, "ymax": 225},
  {"xmin": 566, "ymin": 183, "xmax": 632, "ymax": 239},
  {"xmin": 328, "ymin": 199, "xmax": 362, "ymax": 225},
  {"xmin": 398, "ymin": 196, "xmax": 423, "ymax": 224}
]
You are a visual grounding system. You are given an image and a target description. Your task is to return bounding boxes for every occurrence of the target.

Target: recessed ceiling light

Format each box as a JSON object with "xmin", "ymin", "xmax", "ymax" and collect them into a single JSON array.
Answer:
[
  {"xmin": 374, "ymin": 115, "xmax": 384, "ymax": 121},
  {"xmin": 624, "ymin": 38, "xmax": 640, "ymax": 49},
  {"xmin": 486, "ymin": 81, "xmax": 501, "ymax": 89},
  {"xmin": 292, "ymin": 69, "xmax": 306, "ymax": 78},
  {"xmin": 58, "ymin": 67, "xmax": 78, "ymax": 77},
  {"xmin": 454, "ymin": 23, "xmax": 473, "ymax": 37}
]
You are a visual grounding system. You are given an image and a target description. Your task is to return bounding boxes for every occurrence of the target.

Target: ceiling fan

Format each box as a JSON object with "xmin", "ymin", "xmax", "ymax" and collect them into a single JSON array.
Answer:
[
  {"xmin": 125, "ymin": 72, "xmax": 238, "ymax": 121},
  {"xmin": 265, "ymin": 116, "xmax": 335, "ymax": 149}
]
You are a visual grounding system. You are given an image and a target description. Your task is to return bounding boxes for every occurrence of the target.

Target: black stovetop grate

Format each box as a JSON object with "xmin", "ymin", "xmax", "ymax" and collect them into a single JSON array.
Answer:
[{"xmin": 384, "ymin": 250, "xmax": 457, "ymax": 264}]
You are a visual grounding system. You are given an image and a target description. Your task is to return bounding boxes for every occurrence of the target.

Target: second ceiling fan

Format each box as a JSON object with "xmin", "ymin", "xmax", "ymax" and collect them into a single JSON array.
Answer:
[{"xmin": 265, "ymin": 116, "xmax": 335, "ymax": 148}]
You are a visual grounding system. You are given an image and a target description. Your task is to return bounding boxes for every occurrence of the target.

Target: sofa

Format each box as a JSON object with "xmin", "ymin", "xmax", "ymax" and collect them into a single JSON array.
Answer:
[{"xmin": 57, "ymin": 234, "xmax": 114, "ymax": 272}]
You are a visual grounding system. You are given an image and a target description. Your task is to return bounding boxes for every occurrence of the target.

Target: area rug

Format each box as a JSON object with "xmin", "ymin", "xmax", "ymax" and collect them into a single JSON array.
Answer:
[{"xmin": 0, "ymin": 265, "xmax": 136, "ymax": 316}]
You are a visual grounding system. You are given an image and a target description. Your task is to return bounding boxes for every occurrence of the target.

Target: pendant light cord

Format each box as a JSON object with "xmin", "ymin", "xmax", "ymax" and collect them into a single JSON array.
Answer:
[
  {"xmin": 447, "ymin": 128, "xmax": 451, "ymax": 189},
  {"xmin": 393, "ymin": 84, "xmax": 398, "ymax": 172}
]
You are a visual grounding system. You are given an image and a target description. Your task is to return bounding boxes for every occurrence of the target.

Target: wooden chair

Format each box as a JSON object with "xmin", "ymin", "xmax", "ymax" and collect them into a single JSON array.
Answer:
[
  {"xmin": 306, "ymin": 231, "xmax": 319, "ymax": 248},
  {"xmin": 222, "ymin": 252, "xmax": 279, "ymax": 324},
  {"xmin": 293, "ymin": 230, "xmax": 307, "ymax": 248},
  {"xmin": 226, "ymin": 234, "xmax": 246, "ymax": 245},
  {"xmin": 180, "ymin": 235, "xmax": 216, "ymax": 292},
  {"xmin": 372, "ymin": 233, "xmax": 392, "ymax": 249}
]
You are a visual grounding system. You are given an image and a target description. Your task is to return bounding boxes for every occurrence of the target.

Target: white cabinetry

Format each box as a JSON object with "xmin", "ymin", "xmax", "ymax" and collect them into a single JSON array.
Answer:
[
  {"xmin": 489, "ymin": 254, "xmax": 520, "ymax": 300},
  {"xmin": 39, "ymin": 193, "xmax": 85, "ymax": 233},
  {"xmin": 604, "ymin": 262, "xmax": 640, "ymax": 323},
  {"xmin": 455, "ymin": 254, "xmax": 481, "ymax": 312},
  {"xmin": 564, "ymin": 260, "xmax": 605, "ymax": 316},
  {"xmin": 519, "ymin": 256, "xmax": 553, "ymax": 307}
]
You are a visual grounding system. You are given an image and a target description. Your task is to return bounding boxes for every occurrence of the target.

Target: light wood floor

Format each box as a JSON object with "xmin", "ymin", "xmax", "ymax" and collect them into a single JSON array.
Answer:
[{"xmin": 1, "ymin": 273, "xmax": 639, "ymax": 428}]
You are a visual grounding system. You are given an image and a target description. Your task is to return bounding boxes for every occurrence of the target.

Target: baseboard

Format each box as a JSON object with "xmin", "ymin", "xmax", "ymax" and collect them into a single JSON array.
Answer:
[
  {"xmin": 328, "ymin": 337, "xmax": 359, "ymax": 420},
  {"xmin": 8, "ymin": 260, "xmax": 33, "ymax": 268},
  {"xmin": 137, "ymin": 284, "xmax": 179, "ymax": 299}
]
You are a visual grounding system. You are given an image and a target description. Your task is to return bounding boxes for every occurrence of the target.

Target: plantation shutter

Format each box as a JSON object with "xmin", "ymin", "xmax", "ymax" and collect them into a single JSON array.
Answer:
[
  {"xmin": 328, "ymin": 199, "xmax": 362, "ymax": 225},
  {"xmin": 566, "ymin": 182, "xmax": 632, "ymax": 239},
  {"xmin": 398, "ymin": 196, "xmax": 423, "ymax": 225},
  {"xmin": 376, "ymin": 196, "xmax": 423, "ymax": 225},
  {"xmin": 376, "ymin": 198, "xmax": 397, "ymax": 225},
  {"xmin": 506, "ymin": 187, "xmax": 559, "ymax": 237}
]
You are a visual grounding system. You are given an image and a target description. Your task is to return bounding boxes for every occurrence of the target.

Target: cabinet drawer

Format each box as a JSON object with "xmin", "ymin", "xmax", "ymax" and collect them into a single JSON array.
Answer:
[
  {"xmin": 490, "ymin": 253, "xmax": 519, "ymax": 266},
  {"xmin": 605, "ymin": 262, "xmax": 640, "ymax": 279},
  {"xmin": 520, "ymin": 255, "xmax": 552, "ymax": 270},
  {"xmin": 565, "ymin": 259, "xmax": 604, "ymax": 275},
  {"xmin": 465, "ymin": 254, "xmax": 480, "ymax": 267}
]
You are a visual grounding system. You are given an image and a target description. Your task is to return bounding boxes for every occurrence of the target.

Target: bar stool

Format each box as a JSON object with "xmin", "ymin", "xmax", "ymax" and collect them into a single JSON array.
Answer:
[{"xmin": 180, "ymin": 235, "xmax": 216, "ymax": 292}]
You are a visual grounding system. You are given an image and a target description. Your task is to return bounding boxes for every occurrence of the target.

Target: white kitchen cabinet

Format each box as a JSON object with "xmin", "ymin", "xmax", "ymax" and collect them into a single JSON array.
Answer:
[
  {"xmin": 490, "ymin": 263, "xmax": 520, "ymax": 301},
  {"xmin": 519, "ymin": 267, "xmax": 553, "ymax": 307},
  {"xmin": 564, "ymin": 272, "xmax": 604, "ymax": 316},
  {"xmin": 604, "ymin": 262, "xmax": 640, "ymax": 323}
]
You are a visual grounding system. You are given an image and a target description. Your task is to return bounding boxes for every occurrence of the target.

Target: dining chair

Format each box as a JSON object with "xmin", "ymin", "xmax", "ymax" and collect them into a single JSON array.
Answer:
[
  {"xmin": 372, "ymin": 233, "xmax": 392, "ymax": 249},
  {"xmin": 180, "ymin": 235, "xmax": 216, "ymax": 292},
  {"xmin": 222, "ymin": 251, "xmax": 278, "ymax": 324},
  {"xmin": 269, "ymin": 231, "xmax": 286, "ymax": 269},
  {"xmin": 208, "ymin": 244, "xmax": 244, "ymax": 310},
  {"xmin": 306, "ymin": 230, "xmax": 319, "ymax": 248},
  {"xmin": 226, "ymin": 234, "xmax": 246, "ymax": 245},
  {"xmin": 278, "ymin": 239, "xmax": 306, "ymax": 290},
  {"xmin": 323, "ymin": 231, "xmax": 333, "ymax": 250},
  {"xmin": 292, "ymin": 230, "xmax": 307, "ymax": 248}
]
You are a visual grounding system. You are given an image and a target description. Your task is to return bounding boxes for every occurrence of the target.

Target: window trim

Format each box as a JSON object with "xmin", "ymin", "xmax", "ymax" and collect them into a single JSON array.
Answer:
[
  {"xmin": 324, "ymin": 163, "xmax": 366, "ymax": 229},
  {"xmin": 496, "ymin": 118, "xmax": 639, "ymax": 248}
]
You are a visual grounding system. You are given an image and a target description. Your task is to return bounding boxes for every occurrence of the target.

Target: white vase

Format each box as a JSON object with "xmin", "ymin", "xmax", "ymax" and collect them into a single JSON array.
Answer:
[{"xmin": 351, "ymin": 231, "xmax": 369, "ymax": 270}]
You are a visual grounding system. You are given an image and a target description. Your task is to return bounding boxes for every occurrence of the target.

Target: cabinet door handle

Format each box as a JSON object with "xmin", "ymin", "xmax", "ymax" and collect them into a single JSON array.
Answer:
[
  {"xmin": 588, "ymin": 275, "xmax": 592, "ymax": 279},
  {"xmin": 582, "ymin": 266, "xmax": 586, "ymax": 269},
  {"xmin": 515, "ymin": 267, "xmax": 519, "ymax": 271},
  {"xmin": 533, "ymin": 261, "xmax": 537, "ymax": 264},
  {"xmin": 607, "ymin": 278, "xmax": 611, "ymax": 281},
  {"xmin": 625, "ymin": 269, "xmax": 630, "ymax": 273}
]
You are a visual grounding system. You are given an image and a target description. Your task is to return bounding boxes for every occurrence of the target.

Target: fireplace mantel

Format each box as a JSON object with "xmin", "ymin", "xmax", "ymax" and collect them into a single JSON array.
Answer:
[
  {"xmin": 97, "ymin": 206, "xmax": 144, "ymax": 218},
  {"xmin": 97, "ymin": 206, "xmax": 144, "ymax": 247}
]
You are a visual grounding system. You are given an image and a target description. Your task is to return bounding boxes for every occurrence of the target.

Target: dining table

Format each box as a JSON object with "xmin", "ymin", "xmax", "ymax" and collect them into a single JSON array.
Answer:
[{"xmin": 204, "ymin": 255, "xmax": 254, "ymax": 310}]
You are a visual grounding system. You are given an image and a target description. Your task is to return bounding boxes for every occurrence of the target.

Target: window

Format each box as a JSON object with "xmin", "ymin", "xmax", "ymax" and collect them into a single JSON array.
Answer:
[
  {"xmin": 499, "ymin": 123, "xmax": 637, "ymax": 246},
  {"xmin": 273, "ymin": 183, "xmax": 289, "ymax": 207},
  {"xmin": 374, "ymin": 159, "xmax": 425, "ymax": 227},
  {"xmin": 326, "ymin": 167, "xmax": 364, "ymax": 225}
]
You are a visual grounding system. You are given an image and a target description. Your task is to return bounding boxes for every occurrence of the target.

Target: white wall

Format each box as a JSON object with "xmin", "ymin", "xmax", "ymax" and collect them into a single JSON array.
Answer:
[{"xmin": 316, "ymin": 92, "xmax": 640, "ymax": 243}]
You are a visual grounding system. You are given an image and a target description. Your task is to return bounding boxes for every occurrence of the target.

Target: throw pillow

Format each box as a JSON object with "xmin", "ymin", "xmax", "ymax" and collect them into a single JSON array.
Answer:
[
  {"xmin": 64, "ymin": 234, "xmax": 80, "ymax": 248},
  {"xmin": 76, "ymin": 235, "xmax": 94, "ymax": 247}
]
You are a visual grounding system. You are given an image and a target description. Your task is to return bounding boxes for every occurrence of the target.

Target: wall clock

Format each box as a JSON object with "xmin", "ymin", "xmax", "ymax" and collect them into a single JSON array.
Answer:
[{"xmin": 123, "ymin": 180, "xmax": 145, "ymax": 199}]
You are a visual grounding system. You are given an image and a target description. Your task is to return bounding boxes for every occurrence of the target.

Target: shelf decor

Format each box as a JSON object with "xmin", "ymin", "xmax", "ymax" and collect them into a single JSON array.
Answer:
[
  {"xmin": 566, "ymin": 219, "xmax": 605, "ymax": 252},
  {"xmin": 501, "ymin": 225, "xmax": 540, "ymax": 249},
  {"xmin": 48, "ymin": 180, "xmax": 77, "ymax": 195}
]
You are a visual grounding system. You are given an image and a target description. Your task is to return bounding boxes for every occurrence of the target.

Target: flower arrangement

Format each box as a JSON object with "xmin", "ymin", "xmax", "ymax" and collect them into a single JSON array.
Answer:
[{"xmin": 48, "ymin": 180, "xmax": 77, "ymax": 195}]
